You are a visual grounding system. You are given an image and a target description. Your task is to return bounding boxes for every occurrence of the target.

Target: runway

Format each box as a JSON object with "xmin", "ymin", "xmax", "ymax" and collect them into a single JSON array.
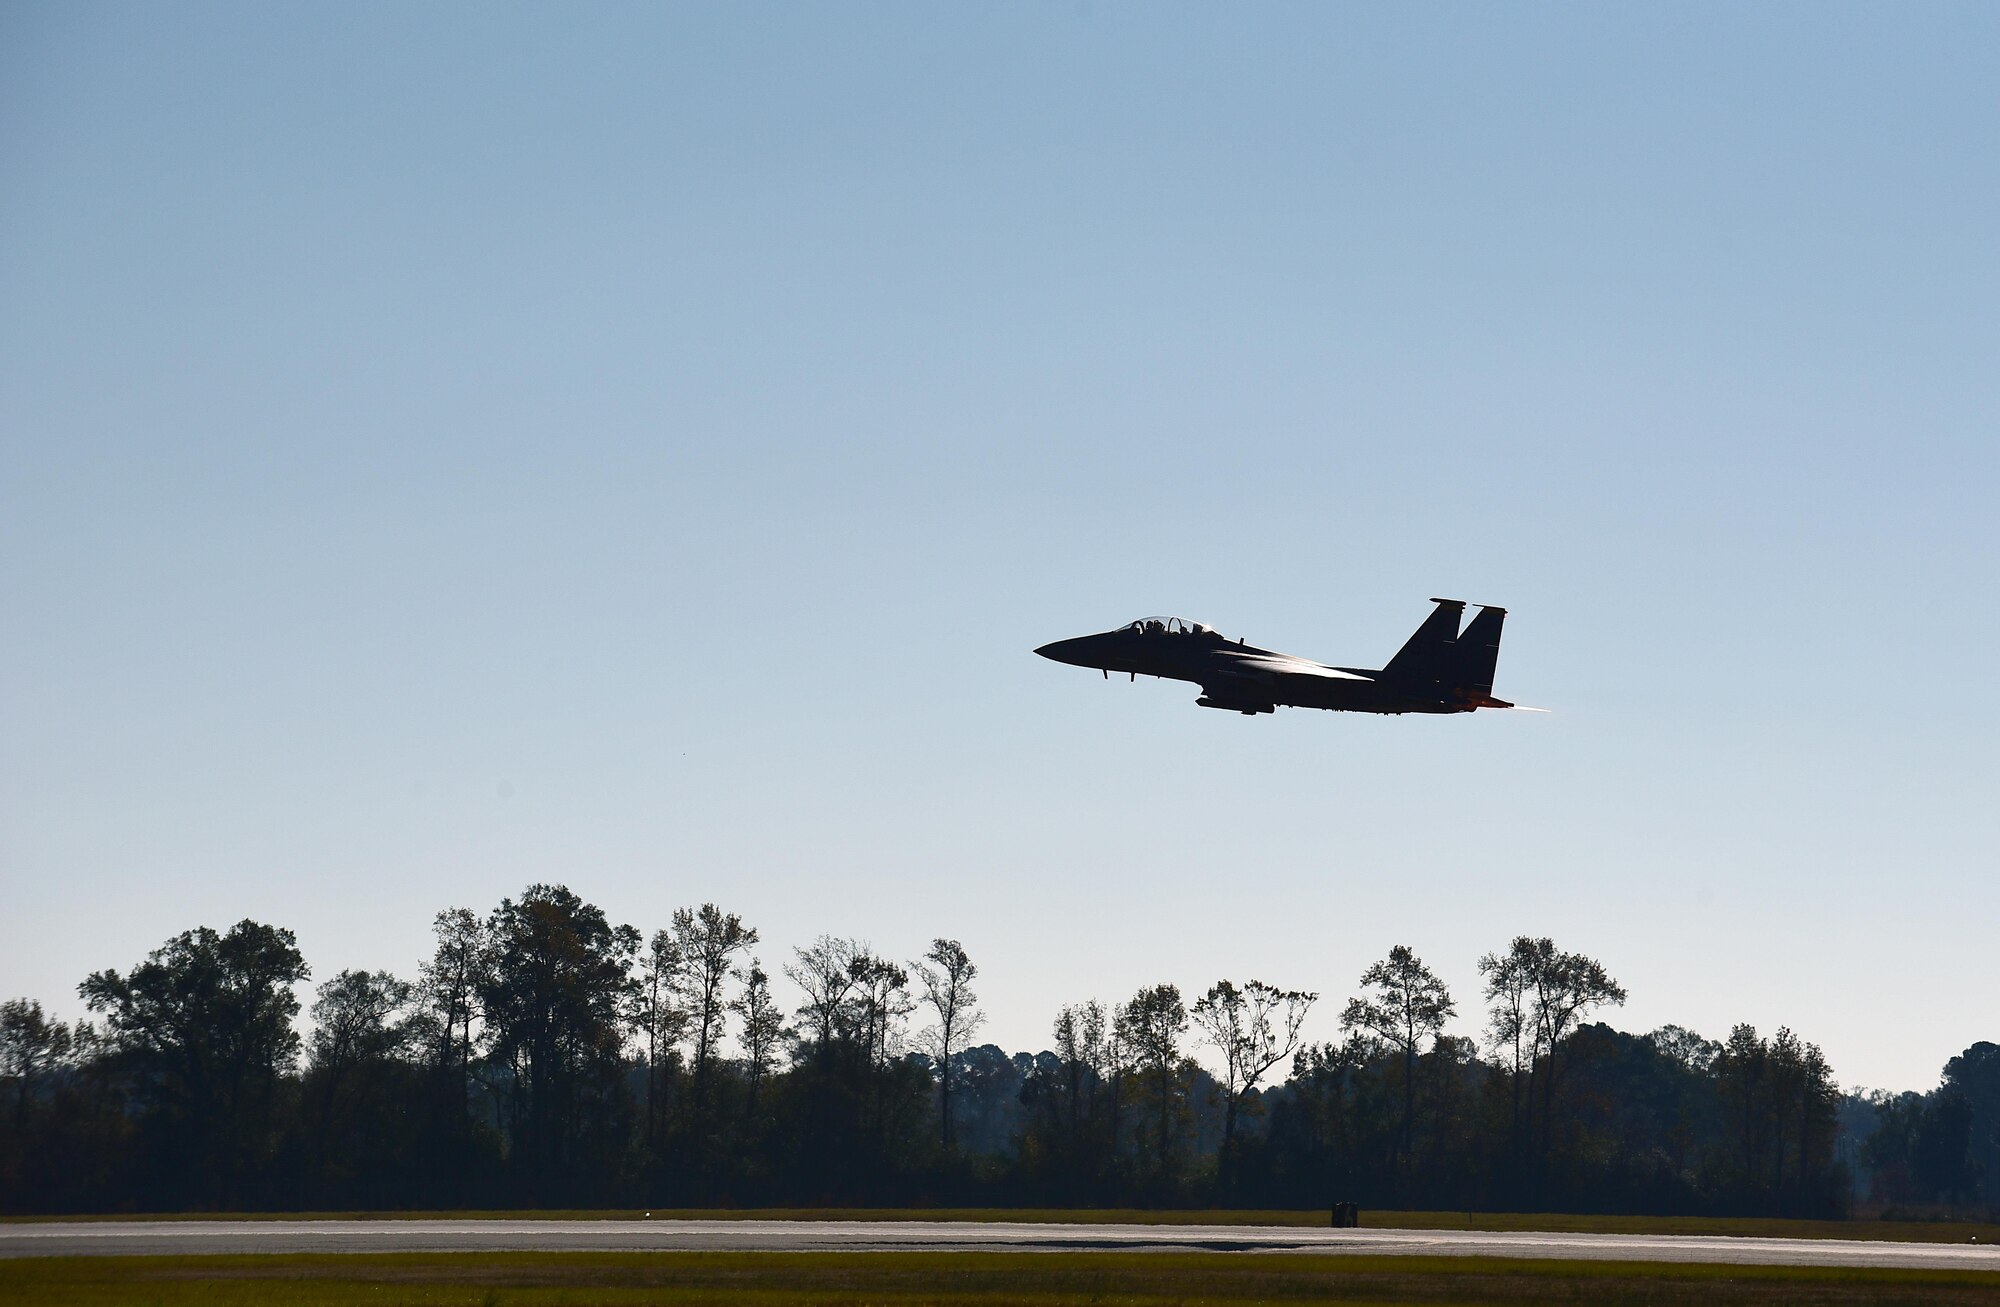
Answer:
[{"xmin": 3, "ymin": 1218, "xmax": 1996, "ymax": 1269}]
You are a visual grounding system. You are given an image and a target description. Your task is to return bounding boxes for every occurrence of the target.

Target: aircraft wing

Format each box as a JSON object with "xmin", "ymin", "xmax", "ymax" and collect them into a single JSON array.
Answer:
[{"xmin": 1214, "ymin": 651, "xmax": 1371, "ymax": 682}]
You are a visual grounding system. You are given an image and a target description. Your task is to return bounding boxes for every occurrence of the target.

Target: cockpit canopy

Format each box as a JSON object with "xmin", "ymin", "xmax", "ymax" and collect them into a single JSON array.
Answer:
[{"xmin": 1124, "ymin": 616, "xmax": 1220, "ymax": 637}]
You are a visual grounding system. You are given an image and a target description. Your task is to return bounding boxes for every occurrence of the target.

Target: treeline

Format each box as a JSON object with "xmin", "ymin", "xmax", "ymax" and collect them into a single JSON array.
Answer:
[
  {"xmin": 0, "ymin": 883, "xmax": 1992, "ymax": 1218},
  {"xmin": 1848, "ymin": 1044, "xmax": 2000, "ymax": 1213}
]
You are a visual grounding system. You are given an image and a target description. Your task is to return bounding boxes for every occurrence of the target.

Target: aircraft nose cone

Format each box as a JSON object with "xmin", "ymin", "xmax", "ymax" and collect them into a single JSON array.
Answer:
[{"xmin": 1035, "ymin": 638, "xmax": 1087, "ymax": 666}]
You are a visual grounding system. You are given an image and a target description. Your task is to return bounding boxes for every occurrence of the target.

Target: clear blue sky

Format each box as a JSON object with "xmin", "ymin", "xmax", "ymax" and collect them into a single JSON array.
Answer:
[{"xmin": 3, "ymin": 3, "xmax": 1994, "ymax": 1093}]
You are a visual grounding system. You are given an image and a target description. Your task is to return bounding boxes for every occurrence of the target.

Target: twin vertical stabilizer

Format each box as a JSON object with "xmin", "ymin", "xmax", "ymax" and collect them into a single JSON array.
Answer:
[
  {"xmin": 1453, "ymin": 605, "xmax": 1505, "ymax": 699},
  {"xmin": 1376, "ymin": 598, "xmax": 1507, "ymax": 703},
  {"xmin": 1379, "ymin": 598, "xmax": 1465, "ymax": 685}
]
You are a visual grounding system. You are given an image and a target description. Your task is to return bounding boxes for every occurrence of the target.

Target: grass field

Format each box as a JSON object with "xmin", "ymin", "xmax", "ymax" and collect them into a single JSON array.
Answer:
[
  {"xmin": 6, "ymin": 1251, "xmax": 2000, "ymax": 1307},
  {"xmin": 10, "ymin": 1207, "xmax": 1999, "ymax": 1246}
]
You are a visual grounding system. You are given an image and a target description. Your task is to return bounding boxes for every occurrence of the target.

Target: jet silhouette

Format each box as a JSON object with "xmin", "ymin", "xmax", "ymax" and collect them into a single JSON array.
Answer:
[{"xmin": 1035, "ymin": 599, "xmax": 1536, "ymax": 716}]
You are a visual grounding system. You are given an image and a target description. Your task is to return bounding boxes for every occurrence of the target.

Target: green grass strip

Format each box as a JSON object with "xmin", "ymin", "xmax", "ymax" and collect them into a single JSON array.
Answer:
[{"xmin": 6, "ymin": 1251, "xmax": 2000, "ymax": 1307}]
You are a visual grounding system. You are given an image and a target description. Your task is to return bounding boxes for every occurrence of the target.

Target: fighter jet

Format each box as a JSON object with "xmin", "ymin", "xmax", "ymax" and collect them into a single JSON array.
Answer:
[{"xmin": 1034, "ymin": 599, "xmax": 1537, "ymax": 716}]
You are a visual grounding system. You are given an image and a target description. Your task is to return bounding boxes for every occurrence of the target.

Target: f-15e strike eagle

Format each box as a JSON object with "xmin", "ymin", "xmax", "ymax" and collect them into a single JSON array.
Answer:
[{"xmin": 1035, "ymin": 599, "xmax": 1539, "ymax": 716}]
